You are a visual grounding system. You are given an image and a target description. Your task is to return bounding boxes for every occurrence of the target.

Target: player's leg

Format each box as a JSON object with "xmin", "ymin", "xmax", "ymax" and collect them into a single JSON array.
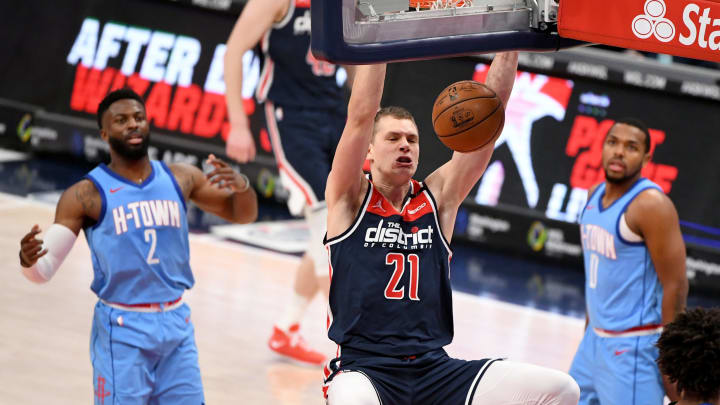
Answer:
[
  {"xmin": 324, "ymin": 352, "xmax": 410, "ymax": 405},
  {"xmin": 568, "ymin": 328, "xmax": 601, "ymax": 405},
  {"xmin": 413, "ymin": 349, "xmax": 577, "ymax": 405},
  {"xmin": 90, "ymin": 302, "xmax": 155, "ymax": 405},
  {"xmin": 149, "ymin": 304, "xmax": 204, "ymax": 405},
  {"xmin": 471, "ymin": 360, "xmax": 579, "ymax": 405},
  {"xmin": 595, "ymin": 334, "xmax": 664, "ymax": 405},
  {"xmin": 326, "ymin": 371, "xmax": 382, "ymax": 405},
  {"xmin": 265, "ymin": 102, "xmax": 332, "ymax": 365}
]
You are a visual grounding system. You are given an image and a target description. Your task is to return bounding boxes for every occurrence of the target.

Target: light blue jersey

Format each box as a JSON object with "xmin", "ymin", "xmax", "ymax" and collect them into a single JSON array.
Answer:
[
  {"xmin": 84, "ymin": 161, "xmax": 193, "ymax": 304},
  {"xmin": 580, "ymin": 178, "xmax": 663, "ymax": 332},
  {"xmin": 570, "ymin": 177, "xmax": 666, "ymax": 405}
]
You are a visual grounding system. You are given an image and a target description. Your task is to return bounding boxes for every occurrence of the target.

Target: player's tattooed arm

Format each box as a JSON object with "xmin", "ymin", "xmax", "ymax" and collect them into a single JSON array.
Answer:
[
  {"xmin": 177, "ymin": 169, "xmax": 195, "ymax": 201},
  {"xmin": 170, "ymin": 158, "xmax": 258, "ymax": 224},
  {"xmin": 55, "ymin": 179, "xmax": 100, "ymax": 234}
]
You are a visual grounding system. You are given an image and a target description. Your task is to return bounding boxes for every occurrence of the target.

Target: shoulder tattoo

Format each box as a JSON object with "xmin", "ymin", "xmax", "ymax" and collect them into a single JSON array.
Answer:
[{"xmin": 75, "ymin": 181, "xmax": 98, "ymax": 214}]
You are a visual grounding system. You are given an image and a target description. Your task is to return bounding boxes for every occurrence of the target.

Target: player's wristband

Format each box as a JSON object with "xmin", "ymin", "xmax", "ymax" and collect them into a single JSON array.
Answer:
[{"xmin": 236, "ymin": 173, "xmax": 250, "ymax": 193}]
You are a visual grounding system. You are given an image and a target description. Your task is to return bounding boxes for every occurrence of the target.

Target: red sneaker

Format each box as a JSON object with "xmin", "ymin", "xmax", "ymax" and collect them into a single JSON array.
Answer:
[{"xmin": 268, "ymin": 324, "xmax": 326, "ymax": 366}]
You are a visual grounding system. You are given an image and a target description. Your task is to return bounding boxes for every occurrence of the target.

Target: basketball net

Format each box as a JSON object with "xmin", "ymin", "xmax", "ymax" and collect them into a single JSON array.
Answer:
[{"xmin": 410, "ymin": 0, "xmax": 473, "ymax": 10}]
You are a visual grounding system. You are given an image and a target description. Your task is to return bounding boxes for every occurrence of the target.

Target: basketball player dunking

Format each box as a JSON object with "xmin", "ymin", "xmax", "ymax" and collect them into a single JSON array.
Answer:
[
  {"xmin": 321, "ymin": 57, "xmax": 580, "ymax": 404},
  {"xmin": 569, "ymin": 119, "xmax": 689, "ymax": 404},
  {"xmin": 18, "ymin": 88, "xmax": 257, "ymax": 404}
]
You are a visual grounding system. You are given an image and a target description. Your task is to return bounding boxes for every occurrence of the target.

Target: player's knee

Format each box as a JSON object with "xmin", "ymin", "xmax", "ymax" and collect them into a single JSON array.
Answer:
[
  {"xmin": 327, "ymin": 372, "xmax": 380, "ymax": 405},
  {"xmin": 547, "ymin": 371, "xmax": 580, "ymax": 405}
]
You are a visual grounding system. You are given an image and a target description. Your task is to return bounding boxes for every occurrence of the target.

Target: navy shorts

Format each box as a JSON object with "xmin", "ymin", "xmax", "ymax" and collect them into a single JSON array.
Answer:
[
  {"xmin": 324, "ymin": 347, "xmax": 498, "ymax": 405},
  {"xmin": 265, "ymin": 101, "xmax": 346, "ymax": 215}
]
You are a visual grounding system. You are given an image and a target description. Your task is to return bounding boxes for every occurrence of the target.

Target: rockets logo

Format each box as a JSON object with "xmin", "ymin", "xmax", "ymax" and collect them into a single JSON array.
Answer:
[{"xmin": 632, "ymin": 0, "xmax": 675, "ymax": 42}]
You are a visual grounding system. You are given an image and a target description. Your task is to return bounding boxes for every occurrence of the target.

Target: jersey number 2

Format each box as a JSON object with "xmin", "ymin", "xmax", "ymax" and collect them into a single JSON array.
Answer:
[
  {"xmin": 144, "ymin": 229, "xmax": 160, "ymax": 265},
  {"xmin": 385, "ymin": 253, "xmax": 420, "ymax": 301}
]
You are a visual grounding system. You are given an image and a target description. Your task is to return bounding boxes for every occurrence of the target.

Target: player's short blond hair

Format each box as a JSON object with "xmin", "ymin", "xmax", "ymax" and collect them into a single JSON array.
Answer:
[{"xmin": 372, "ymin": 106, "xmax": 417, "ymax": 141}]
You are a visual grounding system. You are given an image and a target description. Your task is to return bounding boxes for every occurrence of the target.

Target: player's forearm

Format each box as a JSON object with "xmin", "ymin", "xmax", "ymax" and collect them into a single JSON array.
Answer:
[
  {"xmin": 347, "ymin": 64, "xmax": 386, "ymax": 124},
  {"xmin": 485, "ymin": 52, "xmax": 518, "ymax": 107},
  {"xmin": 223, "ymin": 44, "xmax": 249, "ymax": 127},
  {"xmin": 660, "ymin": 278, "xmax": 688, "ymax": 325},
  {"xmin": 229, "ymin": 186, "xmax": 258, "ymax": 224},
  {"xmin": 19, "ymin": 224, "xmax": 78, "ymax": 283}
]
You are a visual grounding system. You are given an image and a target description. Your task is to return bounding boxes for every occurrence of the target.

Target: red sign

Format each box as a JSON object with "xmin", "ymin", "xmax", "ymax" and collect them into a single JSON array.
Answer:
[{"xmin": 559, "ymin": 0, "xmax": 720, "ymax": 63}]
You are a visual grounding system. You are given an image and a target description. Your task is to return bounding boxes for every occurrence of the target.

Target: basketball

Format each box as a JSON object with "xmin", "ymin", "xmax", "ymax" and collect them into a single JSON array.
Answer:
[{"xmin": 432, "ymin": 80, "xmax": 505, "ymax": 153}]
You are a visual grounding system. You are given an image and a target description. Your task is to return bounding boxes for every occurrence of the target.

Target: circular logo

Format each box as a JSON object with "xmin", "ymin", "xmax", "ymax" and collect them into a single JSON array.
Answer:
[
  {"xmin": 645, "ymin": 0, "xmax": 665, "ymax": 18},
  {"xmin": 17, "ymin": 113, "xmax": 32, "ymax": 143},
  {"xmin": 632, "ymin": 16, "xmax": 654, "ymax": 39},
  {"xmin": 632, "ymin": 0, "xmax": 676, "ymax": 42},
  {"xmin": 527, "ymin": 221, "xmax": 548, "ymax": 252},
  {"xmin": 654, "ymin": 20, "xmax": 675, "ymax": 42}
]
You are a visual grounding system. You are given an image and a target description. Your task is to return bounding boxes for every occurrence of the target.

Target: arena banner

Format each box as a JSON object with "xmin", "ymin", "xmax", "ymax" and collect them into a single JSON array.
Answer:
[
  {"xmin": 559, "ymin": 0, "xmax": 720, "ymax": 63},
  {"xmin": 0, "ymin": 0, "xmax": 292, "ymax": 200},
  {"xmin": 454, "ymin": 202, "xmax": 583, "ymax": 265}
]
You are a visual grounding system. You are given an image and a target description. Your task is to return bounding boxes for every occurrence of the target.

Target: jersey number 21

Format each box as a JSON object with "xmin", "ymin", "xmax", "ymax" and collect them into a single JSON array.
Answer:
[{"xmin": 385, "ymin": 253, "xmax": 420, "ymax": 301}]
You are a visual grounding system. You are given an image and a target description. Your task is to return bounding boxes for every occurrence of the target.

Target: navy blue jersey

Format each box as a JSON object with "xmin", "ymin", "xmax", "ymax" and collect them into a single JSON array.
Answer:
[
  {"xmin": 325, "ymin": 179, "xmax": 454, "ymax": 356},
  {"xmin": 255, "ymin": 0, "xmax": 345, "ymax": 109},
  {"xmin": 84, "ymin": 161, "xmax": 193, "ymax": 304}
]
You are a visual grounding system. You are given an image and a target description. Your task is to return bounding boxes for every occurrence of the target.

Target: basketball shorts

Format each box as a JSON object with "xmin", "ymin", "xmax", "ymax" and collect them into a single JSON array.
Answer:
[
  {"xmin": 323, "ymin": 347, "xmax": 498, "ymax": 405},
  {"xmin": 90, "ymin": 301, "xmax": 204, "ymax": 405},
  {"xmin": 264, "ymin": 101, "xmax": 345, "ymax": 216},
  {"xmin": 569, "ymin": 327, "xmax": 664, "ymax": 405}
]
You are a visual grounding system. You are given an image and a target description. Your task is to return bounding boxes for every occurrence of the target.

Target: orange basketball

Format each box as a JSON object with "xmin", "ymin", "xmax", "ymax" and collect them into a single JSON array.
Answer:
[{"xmin": 432, "ymin": 80, "xmax": 505, "ymax": 153}]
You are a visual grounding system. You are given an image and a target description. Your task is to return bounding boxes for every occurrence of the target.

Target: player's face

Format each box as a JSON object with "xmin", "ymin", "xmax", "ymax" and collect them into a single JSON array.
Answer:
[
  {"xmin": 602, "ymin": 123, "xmax": 650, "ymax": 184},
  {"xmin": 368, "ymin": 117, "xmax": 420, "ymax": 181},
  {"xmin": 101, "ymin": 99, "xmax": 150, "ymax": 161}
]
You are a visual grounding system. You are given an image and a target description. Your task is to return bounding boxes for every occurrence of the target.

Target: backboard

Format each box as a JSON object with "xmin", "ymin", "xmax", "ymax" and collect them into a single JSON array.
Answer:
[
  {"xmin": 312, "ymin": 0, "xmax": 720, "ymax": 64},
  {"xmin": 310, "ymin": 0, "xmax": 585, "ymax": 64}
]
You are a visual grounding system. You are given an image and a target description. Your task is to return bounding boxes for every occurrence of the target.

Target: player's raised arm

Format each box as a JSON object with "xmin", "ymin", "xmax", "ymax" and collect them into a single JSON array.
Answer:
[
  {"xmin": 426, "ymin": 52, "xmax": 518, "ymax": 214},
  {"xmin": 18, "ymin": 180, "xmax": 97, "ymax": 283},
  {"xmin": 224, "ymin": 0, "xmax": 289, "ymax": 163},
  {"xmin": 170, "ymin": 155, "xmax": 258, "ymax": 224},
  {"xmin": 325, "ymin": 64, "xmax": 386, "ymax": 208}
]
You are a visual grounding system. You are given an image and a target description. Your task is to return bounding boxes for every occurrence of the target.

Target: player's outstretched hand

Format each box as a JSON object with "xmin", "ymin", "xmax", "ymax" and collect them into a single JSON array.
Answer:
[
  {"xmin": 205, "ymin": 154, "xmax": 249, "ymax": 192},
  {"xmin": 19, "ymin": 224, "xmax": 48, "ymax": 267},
  {"xmin": 225, "ymin": 125, "xmax": 256, "ymax": 163}
]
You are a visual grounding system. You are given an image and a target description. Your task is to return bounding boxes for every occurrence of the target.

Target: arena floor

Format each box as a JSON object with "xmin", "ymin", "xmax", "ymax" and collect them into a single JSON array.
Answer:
[{"xmin": 1, "ymin": 152, "xmax": 716, "ymax": 404}]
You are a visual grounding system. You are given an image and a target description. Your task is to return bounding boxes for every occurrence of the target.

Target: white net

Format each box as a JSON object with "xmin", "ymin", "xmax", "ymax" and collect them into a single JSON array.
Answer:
[{"xmin": 410, "ymin": 0, "xmax": 474, "ymax": 10}]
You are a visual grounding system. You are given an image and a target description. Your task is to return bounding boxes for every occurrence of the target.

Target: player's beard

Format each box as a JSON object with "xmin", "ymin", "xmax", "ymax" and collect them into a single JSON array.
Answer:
[
  {"xmin": 108, "ymin": 133, "xmax": 150, "ymax": 161},
  {"xmin": 604, "ymin": 164, "xmax": 641, "ymax": 185}
]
